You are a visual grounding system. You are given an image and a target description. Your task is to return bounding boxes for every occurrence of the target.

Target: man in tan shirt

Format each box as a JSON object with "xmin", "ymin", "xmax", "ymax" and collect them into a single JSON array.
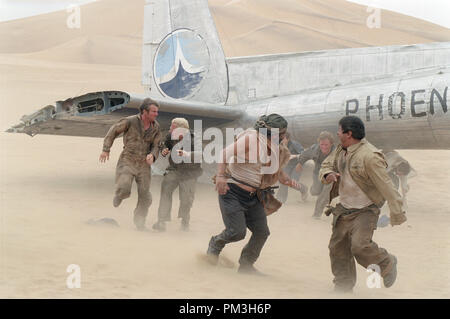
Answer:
[
  {"xmin": 320, "ymin": 116, "xmax": 407, "ymax": 292},
  {"xmin": 99, "ymin": 98, "xmax": 161, "ymax": 231}
]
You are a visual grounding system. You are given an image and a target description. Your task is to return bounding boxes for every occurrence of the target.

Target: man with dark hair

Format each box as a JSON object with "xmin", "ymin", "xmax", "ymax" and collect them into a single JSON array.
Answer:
[
  {"xmin": 338, "ymin": 115, "xmax": 366, "ymax": 139},
  {"xmin": 276, "ymin": 132, "xmax": 308, "ymax": 203},
  {"xmin": 319, "ymin": 115, "xmax": 407, "ymax": 292},
  {"xmin": 99, "ymin": 98, "xmax": 161, "ymax": 231},
  {"xmin": 295, "ymin": 131, "xmax": 335, "ymax": 219},
  {"xmin": 206, "ymin": 114, "xmax": 299, "ymax": 275}
]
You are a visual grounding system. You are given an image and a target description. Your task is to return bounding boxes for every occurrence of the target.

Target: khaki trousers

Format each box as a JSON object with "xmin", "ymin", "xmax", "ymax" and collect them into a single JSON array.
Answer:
[
  {"xmin": 115, "ymin": 157, "xmax": 152, "ymax": 228},
  {"xmin": 157, "ymin": 170, "xmax": 198, "ymax": 224},
  {"xmin": 328, "ymin": 204, "xmax": 393, "ymax": 289}
]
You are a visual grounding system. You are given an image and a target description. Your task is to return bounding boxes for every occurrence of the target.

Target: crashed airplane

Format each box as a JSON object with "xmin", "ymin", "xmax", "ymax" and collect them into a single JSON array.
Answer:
[{"xmin": 7, "ymin": 0, "xmax": 450, "ymax": 149}]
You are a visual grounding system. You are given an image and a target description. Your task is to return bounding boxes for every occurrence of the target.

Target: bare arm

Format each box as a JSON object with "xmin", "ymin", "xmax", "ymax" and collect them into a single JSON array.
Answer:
[
  {"xmin": 278, "ymin": 170, "xmax": 300, "ymax": 189},
  {"xmin": 216, "ymin": 134, "xmax": 252, "ymax": 195}
]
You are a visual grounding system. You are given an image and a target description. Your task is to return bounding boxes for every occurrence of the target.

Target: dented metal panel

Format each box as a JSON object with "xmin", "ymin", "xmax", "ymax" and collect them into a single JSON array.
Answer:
[{"xmin": 227, "ymin": 42, "xmax": 450, "ymax": 104}]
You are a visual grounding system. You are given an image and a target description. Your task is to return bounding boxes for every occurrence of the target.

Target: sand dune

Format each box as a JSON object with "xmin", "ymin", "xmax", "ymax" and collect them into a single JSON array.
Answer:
[
  {"xmin": 1, "ymin": 0, "xmax": 449, "ymax": 62},
  {"xmin": 0, "ymin": 0, "xmax": 449, "ymax": 299},
  {"xmin": 20, "ymin": 35, "xmax": 142, "ymax": 65},
  {"xmin": 0, "ymin": 0, "xmax": 144, "ymax": 55}
]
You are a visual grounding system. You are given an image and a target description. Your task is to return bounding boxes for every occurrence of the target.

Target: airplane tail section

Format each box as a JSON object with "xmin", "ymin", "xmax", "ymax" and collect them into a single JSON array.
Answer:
[{"xmin": 142, "ymin": 0, "xmax": 228, "ymax": 104}]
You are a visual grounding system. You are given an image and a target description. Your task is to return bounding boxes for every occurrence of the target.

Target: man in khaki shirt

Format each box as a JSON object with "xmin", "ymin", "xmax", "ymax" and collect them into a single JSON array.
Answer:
[
  {"xmin": 99, "ymin": 98, "xmax": 161, "ymax": 231},
  {"xmin": 319, "ymin": 116, "xmax": 407, "ymax": 292}
]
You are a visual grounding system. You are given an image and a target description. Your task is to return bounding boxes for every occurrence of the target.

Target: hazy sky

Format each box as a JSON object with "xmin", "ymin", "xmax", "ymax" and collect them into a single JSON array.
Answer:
[
  {"xmin": 0, "ymin": 0, "xmax": 449, "ymax": 28},
  {"xmin": 347, "ymin": 0, "xmax": 450, "ymax": 28},
  {"xmin": 0, "ymin": 0, "xmax": 96, "ymax": 21}
]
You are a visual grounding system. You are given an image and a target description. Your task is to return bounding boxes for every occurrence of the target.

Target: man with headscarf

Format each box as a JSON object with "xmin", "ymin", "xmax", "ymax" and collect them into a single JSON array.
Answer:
[
  {"xmin": 206, "ymin": 114, "xmax": 300, "ymax": 275},
  {"xmin": 99, "ymin": 98, "xmax": 161, "ymax": 231}
]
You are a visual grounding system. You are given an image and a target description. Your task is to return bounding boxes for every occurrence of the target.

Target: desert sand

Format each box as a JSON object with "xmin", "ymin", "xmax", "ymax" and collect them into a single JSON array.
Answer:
[{"xmin": 0, "ymin": 0, "xmax": 449, "ymax": 298}]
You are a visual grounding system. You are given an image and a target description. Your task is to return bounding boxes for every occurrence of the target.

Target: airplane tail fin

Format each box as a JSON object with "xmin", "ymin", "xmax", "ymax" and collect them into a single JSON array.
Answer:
[{"xmin": 142, "ymin": 0, "xmax": 228, "ymax": 104}]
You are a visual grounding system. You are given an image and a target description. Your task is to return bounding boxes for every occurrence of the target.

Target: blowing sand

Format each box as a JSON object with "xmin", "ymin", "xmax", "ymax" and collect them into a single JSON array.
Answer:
[
  {"xmin": 1, "ymin": 132, "xmax": 449, "ymax": 298},
  {"xmin": 0, "ymin": 0, "xmax": 449, "ymax": 299}
]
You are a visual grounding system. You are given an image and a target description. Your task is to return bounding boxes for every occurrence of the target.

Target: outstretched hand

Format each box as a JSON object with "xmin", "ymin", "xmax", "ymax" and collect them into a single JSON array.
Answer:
[
  {"xmin": 390, "ymin": 212, "xmax": 407, "ymax": 226},
  {"xmin": 325, "ymin": 172, "xmax": 340, "ymax": 183},
  {"xmin": 289, "ymin": 179, "xmax": 300, "ymax": 190},
  {"xmin": 146, "ymin": 154, "xmax": 154, "ymax": 166},
  {"xmin": 99, "ymin": 151, "xmax": 109, "ymax": 163}
]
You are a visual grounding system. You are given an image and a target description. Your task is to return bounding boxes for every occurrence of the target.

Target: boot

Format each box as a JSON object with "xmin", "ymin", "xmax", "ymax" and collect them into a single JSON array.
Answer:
[
  {"xmin": 113, "ymin": 196, "xmax": 122, "ymax": 207},
  {"xmin": 152, "ymin": 220, "xmax": 166, "ymax": 232},
  {"xmin": 134, "ymin": 214, "xmax": 148, "ymax": 232},
  {"xmin": 333, "ymin": 285, "xmax": 353, "ymax": 294},
  {"xmin": 237, "ymin": 263, "xmax": 266, "ymax": 276},
  {"xmin": 383, "ymin": 255, "xmax": 398, "ymax": 288},
  {"xmin": 180, "ymin": 219, "xmax": 189, "ymax": 231},
  {"xmin": 300, "ymin": 184, "xmax": 308, "ymax": 201},
  {"xmin": 205, "ymin": 237, "xmax": 220, "ymax": 265}
]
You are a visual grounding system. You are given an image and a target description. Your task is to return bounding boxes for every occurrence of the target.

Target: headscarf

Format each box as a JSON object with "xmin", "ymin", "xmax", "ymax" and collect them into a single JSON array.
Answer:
[{"xmin": 254, "ymin": 114, "xmax": 288, "ymax": 137}]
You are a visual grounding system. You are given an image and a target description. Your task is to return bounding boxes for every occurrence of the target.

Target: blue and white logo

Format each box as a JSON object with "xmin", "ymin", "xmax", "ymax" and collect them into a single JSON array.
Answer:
[{"xmin": 153, "ymin": 29, "xmax": 210, "ymax": 99}]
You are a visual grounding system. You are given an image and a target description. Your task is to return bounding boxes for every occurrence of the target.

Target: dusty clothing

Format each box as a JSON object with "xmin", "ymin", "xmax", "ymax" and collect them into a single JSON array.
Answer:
[
  {"xmin": 297, "ymin": 143, "xmax": 335, "ymax": 176},
  {"xmin": 311, "ymin": 183, "xmax": 332, "ymax": 217},
  {"xmin": 103, "ymin": 115, "xmax": 161, "ymax": 162},
  {"xmin": 329, "ymin": 204, "xmax": 393, "ymax": 289},
  {"xmin": 297, "ymin": 143, "xmax": 335, "ymax": 216},
  {"xmin": 225, "ymin": 128, "xmax": 291, "ymax": 188},
  {"xmin": 208, "ymin": 128, "xmax": 290, "ymax": 266},
  {"xmin": 208, "ymin": 183, "xmax": 270, "ymax": 265},
  {"xmin": 157, "ymin": 170, "xmax": 200, "ymax": 224},
  {"xmin": 284, "ymin": 139, "xmax": 305, "ymax": 172},
  {"xmin": 319, "ymin": 138, "xmax": 404, "ymax": 217},
  {"xmin": 162, "ymin": 131, "xmax": 203, "ymax": 171},
  {"xmin": 297, "ymin": 143, "xmax": 335, "ymax": 191},
  {"xmin": 384, "ymin": 150, "xmax": 412, "ymax": 175},
  {"xmin": 319, "ymin": 138, "xmax": 402, "ymax": 289},
  {"xmin": 384, "ymin": 150, "xmax": 416, "ymax": 200},
  {"xmin": 102, "ymin": 114, "xmax": 161, "ymax": 228},
  {"xmin": 157, "ymin": 131, "xmax": 202, "ymax": 224},
  {"xmin": 115, "ymin": 162, "xmax": 152, "ymax": 228},
  {"xmin": 226, "ymin": 129, "xmax": 271, "ymax": 188},
  {"xmin": 338, "ymin": 151, "xmax": 373, "ymax": 209}
]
